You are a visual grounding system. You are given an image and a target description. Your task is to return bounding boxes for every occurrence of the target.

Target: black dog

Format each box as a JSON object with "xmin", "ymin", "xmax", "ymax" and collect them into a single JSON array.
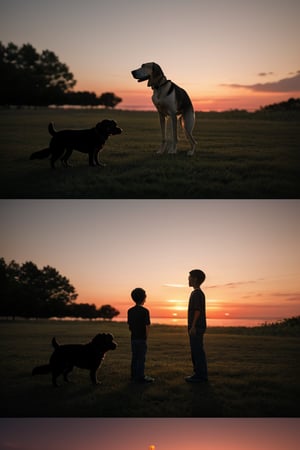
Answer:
[
  {"xmin": 30, "ymin": 120, "xmax": 122, "ymax": 168},
  {"xmin": 32, "ymin": 333, "xmax": 117, "ymax": 386}
]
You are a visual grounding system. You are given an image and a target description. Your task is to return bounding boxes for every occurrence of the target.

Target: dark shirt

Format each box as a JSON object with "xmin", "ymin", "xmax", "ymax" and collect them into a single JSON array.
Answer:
[
  {"xmin": 127, "ymin": 305, "xmax": 151, "ymax": 340},
  {"xmin": 188, "ymin": 288, "xmax": 206, "ymax": 332}
]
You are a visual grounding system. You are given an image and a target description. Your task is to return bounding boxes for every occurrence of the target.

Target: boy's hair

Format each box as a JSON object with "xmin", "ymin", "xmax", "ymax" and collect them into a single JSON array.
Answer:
[
  {"xmin": 131, "ymin": 287, "xmax": 146, "ymax": 304},
  {"xmin": 189, "ymin": 269, "xmax": 206, "ymax": 285}
]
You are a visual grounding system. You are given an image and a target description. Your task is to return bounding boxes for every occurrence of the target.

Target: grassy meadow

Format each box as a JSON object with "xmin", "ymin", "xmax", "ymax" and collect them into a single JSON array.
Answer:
[
  {"xmin": 0, "ymin": 320, "xmax": 299, "ymax": 417},
  {"xmin": 0, "ymin": 108, "xmax": 299, "ymax": 198}
]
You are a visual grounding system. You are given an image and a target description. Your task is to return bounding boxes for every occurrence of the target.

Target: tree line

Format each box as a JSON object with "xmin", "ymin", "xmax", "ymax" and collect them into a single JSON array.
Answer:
[
  {"xmin": 0, "ymin": 42, "xmax": 122, "ymax": 108},
  {"xmin": 0, "ymin": 258, "xmax": 120, "ymax": 320},
  {"xmin": 261, "ymin": 97, "xmax": 300, "ymax": 111}
]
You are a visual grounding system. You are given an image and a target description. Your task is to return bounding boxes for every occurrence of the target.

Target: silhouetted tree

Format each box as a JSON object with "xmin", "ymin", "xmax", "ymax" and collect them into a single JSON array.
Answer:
[
  {"xmin": 261, "ymin": 97, "xmax": 300, "ymax": 111},
  {"xmin": 0, "ymin": 258, "xmax": 121, "ymax": 321},
  {"xmin": 0, "ymin": 258, "xmax": 77, "ymax": 319},
  {"xmin": 98, "ymin": 304, "xmax": 120, "ymax": 320},
  {"xmin": 69, "ymin": 302, "xmax": 98, "ymax": 319},
  {"xmin": 0, "ymin": 41, "xmax": 76, "ymax": 106},
  {"xmin": 64, "ymin": 90, "xmax": 99, "ymax": 106},
  {"xmin": 98, "ymin": 92, "xmax": 122, "ymax": 108},
  {"xmin": 0, "ymin": 41, "xmax": 123, "ymax": 108}
]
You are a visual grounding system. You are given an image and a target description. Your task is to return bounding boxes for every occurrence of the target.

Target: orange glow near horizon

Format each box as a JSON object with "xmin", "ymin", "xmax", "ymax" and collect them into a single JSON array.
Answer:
[
  {"xmin": 75, "ymin": 78, "xmax": 300, "ymax": 112},
  {"xmin": 77, "ymin": 287, "xmax": 299, "ymax": 323},
  {"xmin": 1, "ymin": 418, "xmax": 299, "ymax": 450}
]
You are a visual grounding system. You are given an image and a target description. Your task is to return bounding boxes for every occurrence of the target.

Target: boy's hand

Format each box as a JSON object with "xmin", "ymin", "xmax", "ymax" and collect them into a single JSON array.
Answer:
[{"xmin": 189, "ymin": 326, "xmax": 196, "ymax": 336}]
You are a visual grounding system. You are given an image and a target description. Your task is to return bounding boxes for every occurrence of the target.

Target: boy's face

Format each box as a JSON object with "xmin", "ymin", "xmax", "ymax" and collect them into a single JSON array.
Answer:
[
  {"xmin": 188, "ymin": 274, "xmax": 198, "ymax": 288},
  {"xmin": 140, "ymin": 294, "xmax": 146, "ymax": 305}
]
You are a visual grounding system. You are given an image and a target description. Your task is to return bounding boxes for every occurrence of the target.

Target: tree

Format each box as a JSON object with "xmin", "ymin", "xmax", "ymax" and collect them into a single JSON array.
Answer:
[
  {"xmin": 0, "ymin": 41, "xmax": 123, "ymax": 108},
  {"xmin": 64, "ymin": 90, "xmax": 99, "ymax": 106},
  {"xmin": 69, "ymin": 302, "xmax": 98, "ymax": 319},
  {"xmin": 0, "ymin": 258, "xmax": 77, "ymax": 319},
  {"xmin": 0, "ymin": 41, "xmax": 76, "ymax": 106},
  {"xmin": 98, "ymin": 304, "xmax": 120, "ymax": 320},
  {"xmin": 0, "ymin": 258, "xmax": 121, "ymax": 321},
  {"xmin": 98, "ymin": 92, "xmax": 122, "ymax": 109},
  {"xmin": 261, "ymin": 97, "xmax": 300, "ymax": 111}
]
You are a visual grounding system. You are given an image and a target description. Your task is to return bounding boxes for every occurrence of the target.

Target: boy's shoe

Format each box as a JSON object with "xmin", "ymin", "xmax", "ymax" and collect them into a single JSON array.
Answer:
[
  {"xmin": 185, "ymin": 375, "xmax": 208, "ymax": 383},
  {"xmin": 139, "ymin": 375, "xmax": 155, "ymax": 383}
]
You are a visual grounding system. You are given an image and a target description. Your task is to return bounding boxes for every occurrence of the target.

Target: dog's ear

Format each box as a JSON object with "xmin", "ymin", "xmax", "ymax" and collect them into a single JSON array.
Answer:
[{"xmin": 148, "ymin": 63, "xmax": 165, "ymax": 87}]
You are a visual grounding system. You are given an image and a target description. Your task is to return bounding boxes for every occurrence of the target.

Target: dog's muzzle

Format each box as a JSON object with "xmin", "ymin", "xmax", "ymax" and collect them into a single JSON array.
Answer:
[
  {"xmin": 112, "ymin": 127, "xmax": 122, "ymax": 135},
  {"xmin": 131, "ymin": 69, "xmax": 149, "ymax": 83}
]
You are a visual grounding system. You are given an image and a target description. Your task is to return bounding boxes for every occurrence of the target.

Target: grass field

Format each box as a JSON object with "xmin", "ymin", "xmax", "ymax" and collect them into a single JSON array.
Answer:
[
  {"xmin": 0, "ymin": 108, "xmax": 299, "ymax": 198},
  {"xmin": 0, "ymin": 320, "xmax": 299, "ymax": 417}
]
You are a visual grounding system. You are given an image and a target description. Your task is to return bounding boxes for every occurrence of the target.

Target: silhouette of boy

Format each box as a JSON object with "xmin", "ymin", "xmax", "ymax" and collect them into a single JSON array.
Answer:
[
  {"xmin": 185, "ymin": 269, "xmax": 208, "ymax": 383},
  {"xmin": 127, "ymin": 287, "xmax": 154, "ymax": 383}
]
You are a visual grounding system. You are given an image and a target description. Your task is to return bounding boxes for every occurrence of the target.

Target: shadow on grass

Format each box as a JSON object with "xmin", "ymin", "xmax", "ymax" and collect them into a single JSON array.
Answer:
[{"xmin": 3, "ymin": 373, "xmax": 223, "ymax": 417}]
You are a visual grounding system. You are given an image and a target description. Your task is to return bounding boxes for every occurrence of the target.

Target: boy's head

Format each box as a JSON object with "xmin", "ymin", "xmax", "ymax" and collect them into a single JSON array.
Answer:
[
  {"xmin": 131, "ymin": 287, "xmax": 146, "ymax": 305},
  {"xmin": 189, "ymin": 269, "xmax": 206, "ymax": 287}
]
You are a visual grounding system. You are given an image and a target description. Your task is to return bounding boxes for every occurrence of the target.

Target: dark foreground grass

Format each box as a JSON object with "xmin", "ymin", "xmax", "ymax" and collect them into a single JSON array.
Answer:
[
  {"xmin": 0, "ymin": 108, "xmax": 299, "ymax": 198},
  {"xmin": 0, "ymin": 320, "xmax": 299, "ymax": 417}
]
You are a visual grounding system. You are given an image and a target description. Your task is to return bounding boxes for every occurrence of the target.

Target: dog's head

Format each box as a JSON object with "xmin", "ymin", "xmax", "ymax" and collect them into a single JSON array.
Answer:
[
  {"xmin": 131, "ymin": 62, "xmax": 166, "ymax": 88},
  {"xmin": 96, "ymin": 120, "xmax": 122, "ymax": 136},
  {"xmin": 92, "ymin": 333, "xmax": 117, "ymax": 352}
]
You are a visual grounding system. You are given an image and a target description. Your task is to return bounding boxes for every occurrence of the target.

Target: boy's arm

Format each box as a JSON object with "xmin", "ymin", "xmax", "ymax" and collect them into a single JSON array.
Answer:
[{"xmin": 189, "ymin": 310, "xmax": 201, "ymax": 335}]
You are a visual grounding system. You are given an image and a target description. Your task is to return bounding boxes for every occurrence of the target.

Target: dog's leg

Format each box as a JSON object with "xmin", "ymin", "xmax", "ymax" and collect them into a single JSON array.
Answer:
[
  {"xmin": 52, "ymin": 370, "xmax": 60, "ymax": 387},
  {"xmin": 94, "ymin": 148, "xmax": 106, "ymax": 167},
  {"xmin": 182, "ymin": 110, "xmax": 197, "ymax": 156},
  {"xmin": 169, "ymin": 114, "xmax": 178, "ymax": 154},
  {"xmin": 50, "ymin": 145, "xmax": 66, "ymax": 169},
  {"xmin": 157, "ymin": 113, "xmax": 168, "ymax": 154},
  {"xmin": 90, "ymin": 369, "xmax": 100, "ymax": 385},
  {"xmin": 61, "ymin": 148, "xmax": 73, "ymax": 167},
  {"xmin": 88, "ymin": 150, "xmax": 96, "ymax": 166},
  {"xmin": 63, "ymin": 365, "xmax": 73, "ymax": 383}
]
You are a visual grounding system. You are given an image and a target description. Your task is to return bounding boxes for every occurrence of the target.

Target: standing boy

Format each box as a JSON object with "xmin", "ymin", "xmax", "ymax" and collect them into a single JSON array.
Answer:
[
  {"xmin": 185, "ymin": 269, "xmax": 208, "ymax": 383},
  {"xmin": 127, "ymin": 287, "xmax": 154, "ymax": 383}
]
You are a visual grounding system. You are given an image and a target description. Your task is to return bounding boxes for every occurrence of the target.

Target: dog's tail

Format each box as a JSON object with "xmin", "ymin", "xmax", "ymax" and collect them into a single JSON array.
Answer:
[
  {"xmin": 32, "ymin": 364, "xmax": 51, "ymax": 376},
  {"xmin": 30, "ymin": 148, "xmax": 51, "ymax": 160},
  {"xmin": 52, "ymin": 337, "xmax": 59, "ymax": 350},
  {"xmin": 48, "ymin": 122, "xmax": 56, "ymax": 136}
]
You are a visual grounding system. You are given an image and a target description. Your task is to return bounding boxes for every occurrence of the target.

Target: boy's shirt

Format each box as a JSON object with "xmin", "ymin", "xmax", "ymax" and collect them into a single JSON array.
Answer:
[
  {"xmin": 127, "ymin": 305, "xmax": 151, "ymax": 340},
  {"xmin": 188, "ymin": 288, "xmax": 206, "ymax": 331}
]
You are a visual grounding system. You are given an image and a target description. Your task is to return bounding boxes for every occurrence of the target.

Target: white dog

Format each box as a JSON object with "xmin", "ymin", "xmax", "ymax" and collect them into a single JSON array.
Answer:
[{"xmin": 132, "ymin": 62, "xmax": 196, "ymax": 155}]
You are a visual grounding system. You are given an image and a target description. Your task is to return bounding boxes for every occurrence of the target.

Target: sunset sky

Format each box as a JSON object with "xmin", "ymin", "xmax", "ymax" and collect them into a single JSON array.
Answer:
[
  {"xmin": 1, "ymin": 199, "xmax": 299, "ymax": 324},
  {"xmin": 0, "ymin": 418, "xmax": 299, "ymax": 450},
  {"xmin": 1, "ymin": 0, "xmax": 300, "ymax": 110}
]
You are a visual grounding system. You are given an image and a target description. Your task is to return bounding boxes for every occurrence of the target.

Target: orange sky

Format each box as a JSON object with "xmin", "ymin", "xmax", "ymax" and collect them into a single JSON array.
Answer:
[
  {"xmin": 2, "ymin": 200, "xmax": 299, "ymax": 324},
  {"xmin": 1, "ymin": 0, "xmax": 300, "ymax": 111},
  {"xmin": 0, "ymin": 418, "xmax": 299, "ymax": 450},
  {"xmin": 105, "ymin": 86, "xmax": 300, "ymax": 112}
]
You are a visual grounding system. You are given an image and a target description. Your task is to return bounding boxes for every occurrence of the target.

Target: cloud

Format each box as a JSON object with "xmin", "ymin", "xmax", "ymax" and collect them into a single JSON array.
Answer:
[
  {"xmin": 222, "ymin": 72, "xmax": 300, "ymax": 93},
  {"xmin": 163, "ymin": 283, "xmax": 187, "ymax": 288},
  {"xmin": 207, "ymin": 279, "xmax": 262, "ymax": 289},
  {"xmin": 271, "ymin": 292, "xmax": 300, "ymax": 302},
  {"xmin": 258, "ymin": 72, "xmax": 274, "ymax": 77}
]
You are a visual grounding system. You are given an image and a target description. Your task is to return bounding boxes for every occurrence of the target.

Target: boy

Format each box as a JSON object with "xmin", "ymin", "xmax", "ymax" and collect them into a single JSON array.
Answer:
[
  {"xmin": 185, "ymin": 269, "xmax": 208, "ymax": 383},
  {"xmin": 127, "ymin": 287, "xmax": 154, "ymax": 383}
]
